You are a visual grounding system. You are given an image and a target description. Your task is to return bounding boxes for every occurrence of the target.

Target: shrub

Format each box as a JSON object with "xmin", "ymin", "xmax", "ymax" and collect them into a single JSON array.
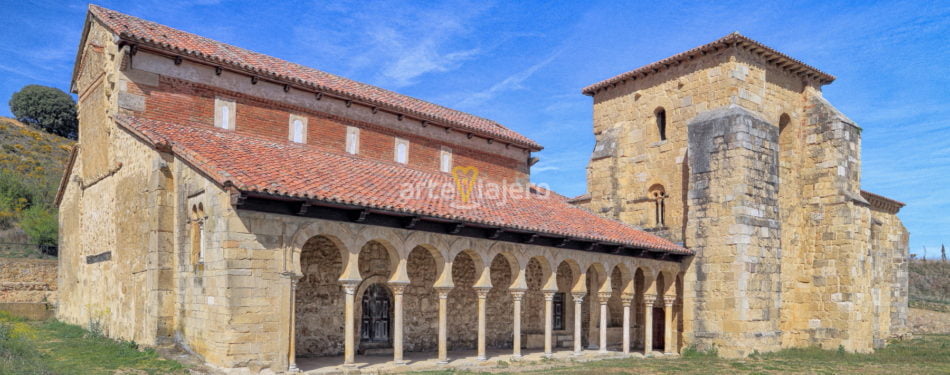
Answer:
[
  {"xmin": 20, "ymin": 205, "xmax": 57, "ymax": 246},
  {"xmin": 8, "ymin": 85, "xmax": 77, "ymax": 139}
]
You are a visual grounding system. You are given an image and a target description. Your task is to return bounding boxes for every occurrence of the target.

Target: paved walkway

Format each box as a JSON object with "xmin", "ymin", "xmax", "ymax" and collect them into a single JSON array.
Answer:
[{"xmin": 296, "ymin": 347, "xmax": 673, "ymax": 374}]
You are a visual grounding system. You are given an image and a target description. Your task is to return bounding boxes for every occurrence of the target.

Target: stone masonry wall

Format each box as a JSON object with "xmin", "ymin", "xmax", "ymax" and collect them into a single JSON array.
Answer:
[
  {"xmin": 586, "ymin": 47, "xmax": 811, "ymax": 246},
  {"xmin": 780, "ymin": 96, "xmax": 874, "ymax": 352},
  {"xmin": 0, "ymin": 258, "xmax": 57, "ymax": 303},
  {"xmin": 685, "ymin": 105, "xmax": 782, "ymax": 357}
]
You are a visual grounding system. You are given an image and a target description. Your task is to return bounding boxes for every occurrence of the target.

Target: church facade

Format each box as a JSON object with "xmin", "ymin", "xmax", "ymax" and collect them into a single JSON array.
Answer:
[{"xmin": 56, "ymin": 5, "xmax": 908, "ymax": 373}]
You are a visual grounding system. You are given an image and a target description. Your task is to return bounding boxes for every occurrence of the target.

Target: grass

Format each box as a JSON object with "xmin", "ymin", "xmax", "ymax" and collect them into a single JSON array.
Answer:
[
  {"xmin": 0, "ymin": 311, "xmax": 188, "ymax": 375},
  {"xmin": 412, "ymin": 335, "xmax": 950, "ymax": 374}
]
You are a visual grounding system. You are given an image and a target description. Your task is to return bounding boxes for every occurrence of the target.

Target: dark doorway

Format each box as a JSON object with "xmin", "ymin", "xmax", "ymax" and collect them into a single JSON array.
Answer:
[
  {"xmin": 360, "ymin": 284, "xmax": 392, "ymax": 345},
  {"xmin": 553, "ymin": 292, "xmax": 565, "ymax": 330},
  {"xmin": 652, "ymin": 306, "xmax": 665, "ymax": 350}
]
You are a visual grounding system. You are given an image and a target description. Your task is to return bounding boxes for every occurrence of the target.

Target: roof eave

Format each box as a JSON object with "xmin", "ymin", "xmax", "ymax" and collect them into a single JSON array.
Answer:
[
  {"xmin": 581, "ymin": 33, "xmax": 836, "ymax": 97},
  {"xmin": 107, "ymin": 33, "xmax": 543, "ymax": 152}
]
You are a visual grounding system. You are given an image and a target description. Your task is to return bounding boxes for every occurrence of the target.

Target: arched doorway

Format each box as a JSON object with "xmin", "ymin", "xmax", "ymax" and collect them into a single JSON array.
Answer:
[{"xmin": 360, "ymin": 283, "xmax": 392, "ymax": 347}]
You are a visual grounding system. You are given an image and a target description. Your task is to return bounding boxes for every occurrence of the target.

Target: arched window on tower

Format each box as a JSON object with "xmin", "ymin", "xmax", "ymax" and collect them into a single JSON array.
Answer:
[
  {"xmin": 649, "ymin": 184, "xmax": 667, "ymax": 227},
  {"xmin": 655, "ymin": 107, "xmax": 667, "ymax": 141}
]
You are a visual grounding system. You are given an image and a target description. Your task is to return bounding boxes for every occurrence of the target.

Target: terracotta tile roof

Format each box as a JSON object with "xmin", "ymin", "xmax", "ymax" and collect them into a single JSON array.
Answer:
[
  {"xmin": 86, "ymin": 5, "xmax": 541, "ymax": 151},
  {"xmin": 118, "ymin": 115, "xmax": 688, "ymax": 254},
  {"xmin": 582, "ymin": 32, "xmax": 835, "ymax": 96}
]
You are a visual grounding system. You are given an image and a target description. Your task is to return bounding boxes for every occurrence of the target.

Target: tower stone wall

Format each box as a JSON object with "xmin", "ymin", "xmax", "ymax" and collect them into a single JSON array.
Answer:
[{"xmin": 684, "ymin": 106, "xmax": 782, "ymax": 356}]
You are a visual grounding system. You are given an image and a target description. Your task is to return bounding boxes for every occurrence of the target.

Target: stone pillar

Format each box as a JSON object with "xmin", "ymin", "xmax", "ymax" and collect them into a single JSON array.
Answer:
[
  {"xmin": 621, "ymin": 295, "xmax": 633, "ymax": 355},
  {"xmin": 572, "ymin": 293, "xmax": 584, "ymax": 355},
  {"xmin": 436, "ymin": 287, "xmax": 452, "ymax": 364},
  {"xmin": 390, "ymin": 283, "xmax": 408, "ymax": 364},
  {"xmin": 544, "ymin": 291, "xmax": 555, "ymax": 357},
  {"xmin": 342, "ymin": 282, "xmax": 359, "ymax": 366},
  {"xmin": 664, "ymin": 296, "xmax": 676, "ymax": 354},
  {"xmin": 286, "ymin": 276, "xmax": 300, "ymax": 372},
  {"xmin": 475, "ymin": 287, "xmax": 490, "ymax": 360},
  {"xmin": 643, "ymin": 294, "xmax": 655, "ymax": 356},
  {"xmin": 511, "ymin": 290, "xmax": 526, "ymax": 358},
  {"xmin": 598, "ymin": 292, "xmax": 611, "ymax": 354},
  {"xmin": 686, "ymin": 105, "xmax": 783, "ymax": 355}
]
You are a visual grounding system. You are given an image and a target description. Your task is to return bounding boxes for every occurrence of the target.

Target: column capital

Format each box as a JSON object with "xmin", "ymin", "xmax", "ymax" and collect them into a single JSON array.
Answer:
[
  {"xmin": 474, "ymin": 287, "xmax": 491, "ymax": 298},
  {"xmin": 643, "ymin": 293, "xmax": 657, "ymax": 306},
  {"xmin": 510, "ymin": 289, "xmax": 526, "ymax": 301},
  {"xmin": 389, "ymin": 282, "xmax": 408, "ymax": 295},
  {"xmin": 571, "ymin": 293, "xmax": 585, "ymax": 303},
  {"xmin": 435, "ymin": 286, "xmax": 453, "ymax": 298},
  {"xmin": 620, "ymin": 294, "xmax": 634, "ymax": 306},
  {"xmin": 341, "ymin": 280, "xmax": 359, "ymax": 295},
  {"xmin": 597, "ymin": 292, "xmax": 612, "ymax": 304},
  {"xmin": 663, "ymin": 296, "xmax": 676, "ymax": 306},
  {"xmin": 543, "ymin": 291, "xmax": 557, "ymax": 300}
]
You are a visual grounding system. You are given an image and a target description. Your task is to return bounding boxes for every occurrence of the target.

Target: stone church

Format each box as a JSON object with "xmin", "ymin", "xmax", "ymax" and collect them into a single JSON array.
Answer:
[{"xmin": 56, "ymin": 5, "xmax": 908, "ymax": 373}]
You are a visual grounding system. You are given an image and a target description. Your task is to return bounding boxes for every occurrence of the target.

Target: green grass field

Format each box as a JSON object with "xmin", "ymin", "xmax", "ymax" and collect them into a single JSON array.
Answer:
[
  {"xmin": 0, "ymin": 312, "xmax": 187, "ymax": 375},
  {"xmin": 413, "ymin": 335, "xmax": 950, "ymax": 375}
]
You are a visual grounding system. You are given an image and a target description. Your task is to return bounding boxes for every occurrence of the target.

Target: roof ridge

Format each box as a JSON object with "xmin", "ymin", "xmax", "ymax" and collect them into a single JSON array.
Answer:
[
  {"xmin": 581, "ymin": 32, "xmax": 835, "ymax": 95},
  {"xmin": 86, "ymin": 4, "xmax": 541, "ymax": 150}
]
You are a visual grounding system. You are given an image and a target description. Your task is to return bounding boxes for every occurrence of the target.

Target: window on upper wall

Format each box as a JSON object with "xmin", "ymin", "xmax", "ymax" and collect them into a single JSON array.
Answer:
[
  {"xmin": 655, "ymin": 107, "xmax": 667, "ymax": 141},
  {"xmin": 395, "ymin": 138, "xmax": 409, "ymax": 164},
  {"xmin": 346, "ymin": 126, "xmax": 360, "ymax": 155},
  {"xmin": 190, "ymin": 203, "xmax": 206, "ymax": 265},
  {"xmin": 649, "ymin": 184, "xmax": 667, "ymax": 227},
  {"xmin": 214, "ymin": 97, "xmax": 236, "ymax": 130},
  {"xmin": 440, "ymin": 146, "xmax": 453, "ymax": 173},
  {"xmin": 289, "ymin": 115, "xmax": 307, "ymax": 143}
]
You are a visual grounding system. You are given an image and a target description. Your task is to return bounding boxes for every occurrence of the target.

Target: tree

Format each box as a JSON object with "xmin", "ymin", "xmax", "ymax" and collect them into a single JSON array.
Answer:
[
  {"xmin": 942, "ymin": 244, "xmax": 947, "ymax": 262},
  {"xmin": 8, "ymin": 85, "xmax": 77, "ymax": 139}
]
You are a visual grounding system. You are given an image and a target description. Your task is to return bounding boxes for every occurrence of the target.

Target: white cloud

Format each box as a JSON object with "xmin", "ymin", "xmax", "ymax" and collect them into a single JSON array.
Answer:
[
  {"xmin": 455, "ymin": 48, "xmax": 563, "ymax": 108},
  {"xmin": 291, "ymin": 0, "xmax": 494, "ymax": 88}
]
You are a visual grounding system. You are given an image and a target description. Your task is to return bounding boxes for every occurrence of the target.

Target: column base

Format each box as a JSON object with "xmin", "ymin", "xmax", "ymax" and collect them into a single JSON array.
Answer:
[
  {"xmin": 572, "ymin": 351, "xmax": 584, "ymax": 356},
  {"xmin": 287, "ymin": 363, "xmax": 300, "ymax": 373},
  {"xmin": 475, "ymin": 355, "xmax": 487, "ymax": 361},
  {"xmin": 510, "ymin": 354, "xmax": 523, "ymax": 359},
  {"xmin": 394, "ymin": 360, "xmax": 409, "ymax": 365},
  {"xmin": 437, "ymin": 359, "xmax": 450, "ymax": 365}
]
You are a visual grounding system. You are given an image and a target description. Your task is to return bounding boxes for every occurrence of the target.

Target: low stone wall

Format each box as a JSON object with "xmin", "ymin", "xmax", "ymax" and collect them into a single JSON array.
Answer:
[
  {"xmin": 0, "ymin": 302, "xmax": 54, "ymax": 320},
  {"xmin": 0, "ymin": 258, "xmax": 58, "ymax": 304}
]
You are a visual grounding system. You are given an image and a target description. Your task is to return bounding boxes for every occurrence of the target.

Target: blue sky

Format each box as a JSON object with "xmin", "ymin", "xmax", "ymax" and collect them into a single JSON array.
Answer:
[{"xmin": 0, "ymin": 1, "xmax": 946, "ymax": 256}]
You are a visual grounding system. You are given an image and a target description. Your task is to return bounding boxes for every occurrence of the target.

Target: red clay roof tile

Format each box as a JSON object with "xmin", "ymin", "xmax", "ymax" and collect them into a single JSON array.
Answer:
[{"xmin": 118, "ymin": 115, "xmax": 688, "ymax": 254}]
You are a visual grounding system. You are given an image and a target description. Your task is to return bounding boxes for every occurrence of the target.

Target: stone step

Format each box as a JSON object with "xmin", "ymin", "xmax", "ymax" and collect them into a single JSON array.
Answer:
[{"xmin": 362, "ymin": 348, "xmax": 394, "ymax": 356}]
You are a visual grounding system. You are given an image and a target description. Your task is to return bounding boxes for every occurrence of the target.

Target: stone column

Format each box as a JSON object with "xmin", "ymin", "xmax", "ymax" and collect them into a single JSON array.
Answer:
[
  {"xmin": 475, "ymin": 287, "xmax": 490, "ymax": 360},
  {"xmin": 511, "ymin": 290, "xmax": 526, "ymax": 358},
  {"xmin": 572, "ymin": 293, "xmax": 584, "ymax": 355},
  {"xmin": 543, "ymin": 291, "xmax": 555, "ymax": 357},
  {"xmin": 287, "ymin": 277, "xmax": 300, "ymax": 372},
  {"xmin": 436, "ymin": 287, "xmax": 452, "ymax": 364},
  {"xmin": 598, "ymin": 292, "xmax": 611, "ymax": 354},
  {"xmin": 643, "ymin": 294, "xmax": 655, "ymax": 356},
  {"xmin": 342, "ymin": 282, "xmax": 359, "ymax": 366},
  {"xmin": 621, "ymin": 295, "xmax": 633, "ymax": 356},
  {"xmin": 390, "ymin": 283, "xmax": 408, "ymax": 364},
  {"xmin": 664, "ymin": 296, "xmax": 676, "ymax": 354}
]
